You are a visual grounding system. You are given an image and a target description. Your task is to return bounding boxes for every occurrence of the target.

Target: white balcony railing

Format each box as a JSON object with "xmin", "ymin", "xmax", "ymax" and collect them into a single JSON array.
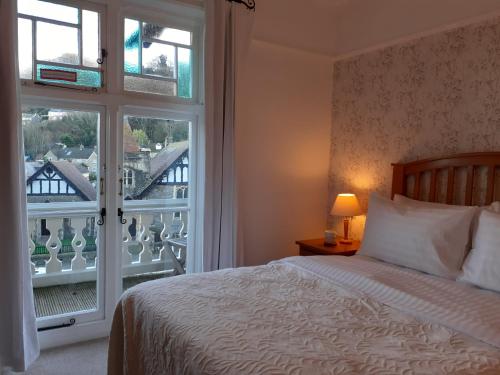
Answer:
[{"xmin": 28, "ymin": 200, "xmax": 188, "ymax": 288}]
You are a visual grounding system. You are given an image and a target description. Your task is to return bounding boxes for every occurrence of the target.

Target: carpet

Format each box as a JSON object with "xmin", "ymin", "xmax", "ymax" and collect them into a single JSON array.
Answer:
[{"xmin": 20, "ymin": 338, "xmax": 108, "ymax": 375}]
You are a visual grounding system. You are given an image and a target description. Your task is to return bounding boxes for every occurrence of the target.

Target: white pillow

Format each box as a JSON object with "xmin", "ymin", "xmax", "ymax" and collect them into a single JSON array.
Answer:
[
  {"xmin": 492, "ymin": 201, "xmax": 500, "ymax": 213},
  {"xmin": 394, "ymin": 194, "xmax": 499, "ymax": 247},
  {"xmin": 394, "ymin": 194, "xmax": 472, "ymax": 210},
  {"xmin": 394, "ymin": 194, "xmax": 499, "ymax": 213},
  {"xmin": 359, "ymin": 193, "xmax": 477, "ymax": 278},
  {"xmin": 459, "ymin": 210, "xmax": 500, "ymax": 292}
]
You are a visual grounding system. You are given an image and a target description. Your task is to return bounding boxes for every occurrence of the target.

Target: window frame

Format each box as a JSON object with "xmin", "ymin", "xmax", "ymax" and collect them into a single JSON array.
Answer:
[
  {"xmin": 17, "ymin": 0, "xmax": 108, "ymax": 92},
  {"xmin": 120, "ymin": 8, "xmax": 202, "ymax": 104}
]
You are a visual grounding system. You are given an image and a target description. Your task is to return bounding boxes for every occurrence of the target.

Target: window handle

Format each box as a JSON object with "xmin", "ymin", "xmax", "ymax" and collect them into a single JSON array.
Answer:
[
  {"xmin": 118, "ymin": 208, "xmax": 127, "ymax": 224},
  {"xmin": 97, "ymin": 48, "xmax": 107, "ymax": 65}
]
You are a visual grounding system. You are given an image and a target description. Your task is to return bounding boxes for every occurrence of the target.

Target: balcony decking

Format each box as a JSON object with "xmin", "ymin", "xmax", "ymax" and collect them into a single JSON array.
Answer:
[
  {"xmin": 34, "ymin": 273, "xmax": 175, "ymax": 317},
  {"xmin": 34, "ymin": 282, "xmax": 97, "ymax": 317}
]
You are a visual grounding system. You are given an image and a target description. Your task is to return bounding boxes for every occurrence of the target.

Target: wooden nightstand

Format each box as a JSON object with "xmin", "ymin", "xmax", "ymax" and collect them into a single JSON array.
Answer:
[{"xmin": 296, "ymin": 237, "xmax": 360, "ymax": 256}]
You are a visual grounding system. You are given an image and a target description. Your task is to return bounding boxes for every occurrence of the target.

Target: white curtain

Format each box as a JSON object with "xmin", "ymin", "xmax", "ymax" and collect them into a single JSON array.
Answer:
[
  {"xmin": 0, "ymin": 0, "xmax": 39, "ymax": 372},
  {"xmin": 203, "ymin": 0, "xmax": 254, "ymax": 271}
]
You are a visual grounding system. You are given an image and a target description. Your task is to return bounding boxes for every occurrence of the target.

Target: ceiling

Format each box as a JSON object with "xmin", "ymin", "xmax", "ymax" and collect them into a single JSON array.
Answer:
[{"xmin": 252, "ymin": 0, "xmax": 500, "ymax": 58}]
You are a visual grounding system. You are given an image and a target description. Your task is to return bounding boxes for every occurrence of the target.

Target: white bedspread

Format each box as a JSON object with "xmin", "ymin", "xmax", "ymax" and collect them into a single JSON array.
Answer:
[{"xmin": 108, "ymin": 256, "xmax": 500, "ymax": 375}]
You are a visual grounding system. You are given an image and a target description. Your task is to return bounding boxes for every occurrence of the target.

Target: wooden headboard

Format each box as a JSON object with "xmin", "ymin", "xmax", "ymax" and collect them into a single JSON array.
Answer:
[{"xmin": 392, "ymin": 152, "xmax": 500, "ymax": 206}]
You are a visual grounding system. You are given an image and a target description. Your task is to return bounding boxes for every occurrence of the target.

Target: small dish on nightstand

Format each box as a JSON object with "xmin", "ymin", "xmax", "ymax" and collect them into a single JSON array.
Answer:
[{"xmin": 295, "ymin": 237, "xmax": 360, "ymax": 257}]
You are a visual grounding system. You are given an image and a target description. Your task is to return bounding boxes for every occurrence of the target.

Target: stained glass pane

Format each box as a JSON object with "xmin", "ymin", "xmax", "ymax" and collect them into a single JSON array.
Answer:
[
  {"xmin": 178, "ymin": 48, "xmax": 192, "ymax": 99},
  {"xmin": 18, "ymin": 0, "xmax": 79, "ymax": 24},
  {"xmin": 124, "ymin": 75, "xmax": 176, "ymax": 96},
  {"xmin": 37, "ymin": 64, "xmax": 101, "ymax": 87},
  {"xmin": 143, "ymin": 23, "xmax": 191, "ymax": 46},
  {"xmin": 82, "ymin": 10, "xmax": 99, "ymax": 68},
  {"xmin": 37, "ymin": 22, "xmax": 79, "ymax": 65},
  {"xmin": 142, "ymin": 42, "xmax": 176, "ymax": 78},
  {"xmin": 18, "ymin": 18, "xmax": 33, "ymax": 79},
  {"xmin": 124, "ymin": 18, "xmax": 140, "ymax": 74}
]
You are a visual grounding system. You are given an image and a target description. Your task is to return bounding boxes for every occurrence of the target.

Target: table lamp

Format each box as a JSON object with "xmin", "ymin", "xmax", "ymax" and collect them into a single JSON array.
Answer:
[{"xmin": 331, "ymin": 193, "xmax": 362, "ymax": 244}]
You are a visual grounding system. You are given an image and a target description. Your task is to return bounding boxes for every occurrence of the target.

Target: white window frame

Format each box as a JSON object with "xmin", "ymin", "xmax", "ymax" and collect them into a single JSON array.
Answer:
[
  {"xmin": 18, "ymin": 0, "xmax": 107, "ymax": 92},
  {"xmin": 123, "ymin": 168, "xmax": 134, "ymax": 187},
  {"xmin": 120, "ymin": 7, "xmax": 203, "ymax": 104},
  {"xmin": 18, "ymin": 0, "xmax": 205, "ymax": 350}
]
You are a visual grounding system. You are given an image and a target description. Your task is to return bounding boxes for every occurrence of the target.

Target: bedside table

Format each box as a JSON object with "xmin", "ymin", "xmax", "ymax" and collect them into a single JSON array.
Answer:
[{"xmin": 295, "ymin": 237, "xmax": 360, "ymax": 256}]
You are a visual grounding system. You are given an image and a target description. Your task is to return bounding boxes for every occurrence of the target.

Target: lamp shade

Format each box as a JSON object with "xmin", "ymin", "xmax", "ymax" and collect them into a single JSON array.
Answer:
[{"xmin": 331, "ymin": 193, "xmax": 362, "ymax": 217}]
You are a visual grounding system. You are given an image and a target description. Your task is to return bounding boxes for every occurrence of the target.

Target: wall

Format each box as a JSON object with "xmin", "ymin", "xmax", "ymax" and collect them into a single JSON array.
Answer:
[
  {"xmin": 252, "ymin": 0, "xmax": 339, "ymax": 56},
  {"xmin": 238, "ymin": 40, "xmax": 332, "ymax": 266},
  {"xmin": 329, "ymin": 17, "xmax": 500, "ymax": 239}
]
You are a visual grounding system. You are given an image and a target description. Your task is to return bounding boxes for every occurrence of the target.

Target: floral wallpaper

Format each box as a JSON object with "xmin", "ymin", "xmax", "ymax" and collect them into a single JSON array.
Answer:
[{"xmin": 328, "ymin": 17, "xmax": 500, "ymax": 239}]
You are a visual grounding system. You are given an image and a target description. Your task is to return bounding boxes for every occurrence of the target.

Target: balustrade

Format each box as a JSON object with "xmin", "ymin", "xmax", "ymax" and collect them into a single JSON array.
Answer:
[{"xmin": 28, "ymin": 207, "xmax": 188, "ymax": 287}]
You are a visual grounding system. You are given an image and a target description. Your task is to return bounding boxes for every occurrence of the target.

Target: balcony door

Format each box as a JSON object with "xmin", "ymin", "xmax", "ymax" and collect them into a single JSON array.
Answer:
[
  {"xmin": 119, "ymin": 110, "xmax": 193, "ymax": 291},
  {"xmin": 23, "ymin": 102, "xmax": 106, "ymax": 331}
]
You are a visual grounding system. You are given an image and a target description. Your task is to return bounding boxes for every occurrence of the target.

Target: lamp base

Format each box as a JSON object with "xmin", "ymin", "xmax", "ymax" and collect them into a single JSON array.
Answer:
[{"xmin": 339, "ymin": 239, "xmax": 353, "ymax": 244}]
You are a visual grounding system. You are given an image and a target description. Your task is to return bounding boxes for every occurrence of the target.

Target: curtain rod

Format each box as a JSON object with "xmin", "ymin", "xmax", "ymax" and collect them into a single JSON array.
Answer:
[{"xmin": 227, "ymin": 0, "xmax": 255, "ymax": 11}]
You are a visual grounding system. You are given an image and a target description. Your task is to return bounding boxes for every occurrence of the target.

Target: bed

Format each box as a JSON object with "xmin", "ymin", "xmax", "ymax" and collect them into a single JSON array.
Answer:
[{"xmin": 108, "ymin": 153, "xmax": 500, "ymax": 375}]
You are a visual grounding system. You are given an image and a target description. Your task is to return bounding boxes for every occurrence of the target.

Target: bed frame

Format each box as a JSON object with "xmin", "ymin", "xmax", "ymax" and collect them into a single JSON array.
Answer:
[{"xmin": 392, "ymin": 152, "xmax": 500, "ymax": 205}]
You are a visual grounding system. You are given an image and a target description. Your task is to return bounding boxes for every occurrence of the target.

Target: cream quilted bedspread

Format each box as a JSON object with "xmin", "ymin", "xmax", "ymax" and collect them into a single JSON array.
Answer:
[{"xmin": 108, "ymin": 258, "xmax": 500, "ymax": 375}]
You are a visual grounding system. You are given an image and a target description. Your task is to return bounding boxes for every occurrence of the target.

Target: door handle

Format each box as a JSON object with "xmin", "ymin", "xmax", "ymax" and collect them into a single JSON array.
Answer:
[
  {"xmin": 97, "ymin": 207, "xmax": 106, "ymax": 226},
  {"xmin": 119, "ymin": 178, "xmax": 123, "ymax": 196},
  {"xmin": 118, "ymin": 208, "xmax": 127, "ymax": 224},
  {"xmin": 100, "ymin": 177, "xmax": 105, "ymax": 195}
]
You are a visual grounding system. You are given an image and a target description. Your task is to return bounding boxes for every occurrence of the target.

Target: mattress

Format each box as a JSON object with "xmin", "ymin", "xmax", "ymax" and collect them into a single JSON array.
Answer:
[{"xmin": 108, "ymin": 255, "xmax": 500, "ymax": 375}]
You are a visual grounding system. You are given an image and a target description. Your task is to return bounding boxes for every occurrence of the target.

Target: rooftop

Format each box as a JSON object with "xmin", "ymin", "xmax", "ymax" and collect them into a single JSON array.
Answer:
[{"xmin": 49, "ymin": 146, "xmax": 96, "ymax": 160}]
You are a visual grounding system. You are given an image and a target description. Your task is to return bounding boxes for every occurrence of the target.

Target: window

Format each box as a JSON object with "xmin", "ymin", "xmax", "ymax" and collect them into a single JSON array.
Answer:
[
  {"xmin": 123, "ymin": 168, "xmax": 134, "ymax": 188},
  {"xmin": 175, "ymin": 186, "xmax": 188, "ymax": 199},
  {"xmin": 17, "ymin": 0, "xmax": 203, "ymax": 347},
  {"xmin": 124, "ymin": 18, "xmax": 193, "ymax": 98},
  {"xmin": 17, "ymin": 0, "xmax": 104, "ymax": 89}
]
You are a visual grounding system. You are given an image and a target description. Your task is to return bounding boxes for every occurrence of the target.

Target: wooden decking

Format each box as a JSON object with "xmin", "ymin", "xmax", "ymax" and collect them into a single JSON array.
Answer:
[{"xmin": 33, "ymin": 273, "xmax": 172, "ymax": 318}]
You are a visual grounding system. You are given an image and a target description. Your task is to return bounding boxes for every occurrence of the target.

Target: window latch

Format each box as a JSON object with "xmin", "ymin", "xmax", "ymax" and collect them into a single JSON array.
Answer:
[
  {"xmin": 97, "ymin": 48, "xmax": 108, "ymax": 65},
  {"xmin": 97, "ymin": 207, "xmax": 106, "ymax": 226}
]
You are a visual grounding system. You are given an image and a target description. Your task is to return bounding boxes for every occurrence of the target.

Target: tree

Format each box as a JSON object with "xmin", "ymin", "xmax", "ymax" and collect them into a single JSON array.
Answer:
[
  {"xmin": 143, "ymin": 54, "xmax": 174, "ymax": 77},
  {"xmin": 127, "ymin": 116, "xmax": 189, "ymax": 145},
  {"xmin": 60, "ymin": 134, "xmax": 77, "ymax": 147},
  {"xmin": 50, "ymin": 112, "xmax": 99, "ymax": 147},
  {"xmin": 23, "ymin": 122, "xmax": 54, "ymax": 160},
  {"xmin": 132, "ymin": 129, "xmax": 150, "ymax": 147},
  {"xmin": 170, "ymin": 122, "xmax": 189, "ymax": 142},
  {"xmin": 128, "ymin": 117, "xmax": 168, "ymax": 143}
]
